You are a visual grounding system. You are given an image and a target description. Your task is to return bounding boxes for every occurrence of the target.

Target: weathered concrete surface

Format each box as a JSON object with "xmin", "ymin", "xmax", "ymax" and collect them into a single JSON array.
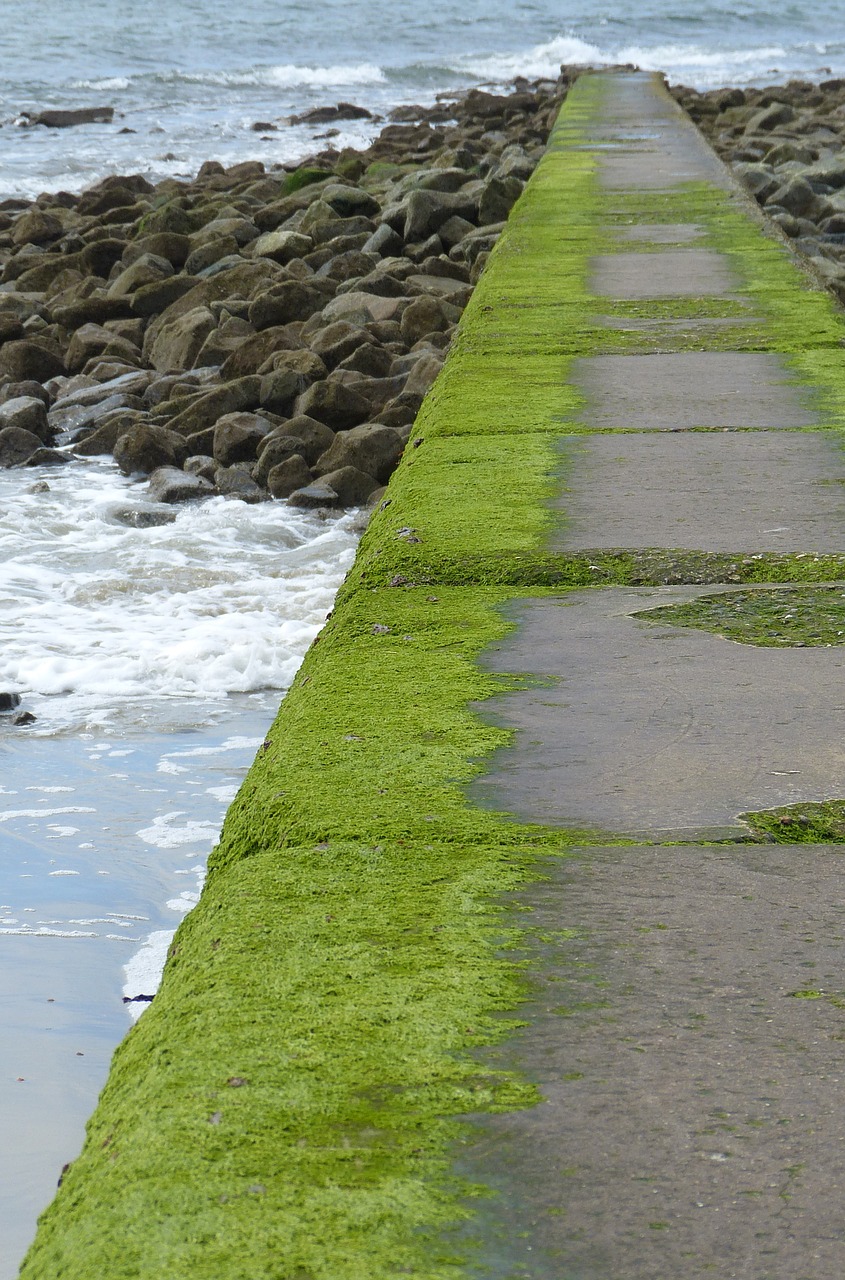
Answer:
[
  {"xmin": 466, "ymin": 71, "xmax": 845, "ymax": 1278},
  {"xmin": 571, "ymin": 352, "xmax": 819, "ymax": 431},
  {"xmin": 471, "ymin": 589, "xmax": 845, "ymax": 840},
  {"xmin": 459, "ymin": 843, "xmax": 845, "ymax": 1280},
  {"xmin": 554, "ymin": 431, "xmax": 845, "ymax": 552},
  {"xmin": 590, "ymin": 249, "xmax": 739, "ymax": 297}
]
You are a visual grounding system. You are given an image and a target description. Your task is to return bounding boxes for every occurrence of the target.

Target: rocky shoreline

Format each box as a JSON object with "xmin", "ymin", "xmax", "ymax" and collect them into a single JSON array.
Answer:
[
  {"xmin": 671, "ymin": 76, "xmax": 845, "ymax": 303},
  {"xmin": 0, "ymin": 76, "xmax": 567, "ymax": 509}
]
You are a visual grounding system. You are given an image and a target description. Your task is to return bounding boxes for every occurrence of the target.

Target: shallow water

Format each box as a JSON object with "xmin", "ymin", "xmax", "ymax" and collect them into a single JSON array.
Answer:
[{"xmin": 0, "ymin": 459, "xmax": 358, "ymax": 1274}]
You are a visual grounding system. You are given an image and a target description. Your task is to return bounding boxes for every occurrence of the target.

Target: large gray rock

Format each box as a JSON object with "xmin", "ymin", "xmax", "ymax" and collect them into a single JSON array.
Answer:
[
  {"xmin": 477, "ymin": 174, "xmax": 523, "ymax": 225},
  {"xmin": 744, "ymin": 101, "xmax": 795, "ymax": 133},
  {"xmin": 401, "ymin": 189, "xmax": 478, "ymax": 242},
  {"xmin": 214, "ymin": 465, "xmax": 267, "ymax": 503},
  {"xmin": 768, "ymin": 176, "xmax": 826, "ymax": 220},
  {"xmin": 113, "ymin": 423, "xmax": 189, "ymax": 475},
  {"xmin": 258, "ymin": 350, "xmax": 326, "ymax": 412},
  {"xmin": 255, "ymin": 436, "xmax": 308, "ymax": 486},
  {"xmin": 267, "ymin": 454, "xmax": 313, "ymax": 498},
  {"xmin": 287, "ymin": 479, "xmax": 339, "ymax": 508},
  {"xmin": 107, "ymin": 253, "xmax": 173, "ymax": 298},
  {"xmin": 317, "ymin": 465, "xmax": 379, "ymax": 505},
  {"xmin": 147, "ymin": 466, "xmax": 215, "ymax": 504},
  {"xmin": 220, "ymin": 326, "xmax": 302, "ymax": 379},
  {"xmin": 146, "ymin": 305, "xmax": 217, "ymax": 372},
  {"xmin": 164, "ymin": 377, "xmax": 261, "ymax": 436},
  {"xmin": 314, "ymin": 422, "xmax": 404, "ymax": 482},
  {"xmin": 250, "ymin": 228, "xmax": 314, "ymax": 264},
  {"xmin": 400, "ymin": 295, "xmax": 455, "ymax": 345},
  {"xmin": 0, "ymin": 339, "xmax": 66, "ymax": 383},
  {"xmin": 0, "ymin": 396, "xmax": 50, "ymax": 443},
  {"xmin": 0, "ymin": 426, "xmax": 43, "ymax": 467},
  {"xmin": 248, "ymin": 281, "xmax": 325, "ymax": 330},
  {"xmin": 212, "ymin": 412, "xmax": 271, "ymax": 465},
  {"xmin": 257, "ymin": 415, "xmax": 334, "ymax": 466},
  {"xmin": 308, "ymin": 320, "xmax": 370, "ymax": 368},
  {"xmin": 320, "ymin": 184, "xmax": 381, "ymax": 220},
  {"xmin": 294, "ymin": 378, "xmax": 371, "ymax": 430}
]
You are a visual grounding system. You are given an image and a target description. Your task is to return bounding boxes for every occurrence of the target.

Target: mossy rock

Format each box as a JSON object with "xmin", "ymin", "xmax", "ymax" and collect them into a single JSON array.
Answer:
[{"xmin": 281, "ymin": 167, "xmax": 333, "ymax": 196}]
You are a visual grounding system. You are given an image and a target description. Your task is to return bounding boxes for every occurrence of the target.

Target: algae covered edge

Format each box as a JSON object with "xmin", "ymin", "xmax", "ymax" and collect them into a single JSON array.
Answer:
[{"xmin": 19, "ymin": 85, "xmax": 603, "ymax": 1280}]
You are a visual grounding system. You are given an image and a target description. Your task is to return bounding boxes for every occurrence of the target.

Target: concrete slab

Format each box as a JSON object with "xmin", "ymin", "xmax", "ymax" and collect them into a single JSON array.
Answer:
[
  {"xmin": 572, "ymin": 352, "xmax": 820, "ymax": 430},
  {"xmin": 458, "ymin": 843, "xmax": 845, "ymax": 1280},
  {"xmin": 553, "ymin": 431, "xmax": 845, "ymax": 553},
  {"xmin": 591, "ymin": 250, "xmax": 739, "ymax": 298},
  {"xmin": 616, "ymin": 222, "xmax": 706, "ymax": 243},
  {"xmin": 561, "ymin": 73, "xmax": 735, "ymax": 192},
  {"xmin": 470, "ymin": 588, "xmax": 845, "ymax": 839}
]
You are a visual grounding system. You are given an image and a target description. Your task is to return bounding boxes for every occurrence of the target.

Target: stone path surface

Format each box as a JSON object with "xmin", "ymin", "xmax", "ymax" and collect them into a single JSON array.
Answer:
[{"xmin": 464, "ymin": 71, "xmax": 845, "ymax": 1277}]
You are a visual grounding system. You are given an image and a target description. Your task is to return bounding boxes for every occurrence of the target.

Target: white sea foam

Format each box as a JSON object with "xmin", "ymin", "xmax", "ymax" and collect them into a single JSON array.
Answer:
[
  {"xmin": 0, "ymin": 460, "xmax": 358, "ymax": 733},
  {"xmin": 0, "ymin": 807, "xmax": 96, "ymax": 823},
  {"xmin": 136, "ymin": 812, "xmax": 221, "ymax": 849}
]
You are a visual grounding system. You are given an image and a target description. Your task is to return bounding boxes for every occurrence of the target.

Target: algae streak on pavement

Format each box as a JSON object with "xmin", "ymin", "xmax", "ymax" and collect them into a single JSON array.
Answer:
[
  {"xmin": 19, "ymin": 86, "xmax": 609, "ymax": 1280},
  {"xmin": 636, "ymin": 584, "xmax": 845, "ymax": 646}
]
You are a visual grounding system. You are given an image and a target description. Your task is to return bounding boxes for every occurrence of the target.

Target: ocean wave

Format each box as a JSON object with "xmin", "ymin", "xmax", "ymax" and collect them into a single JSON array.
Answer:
[
  {"xmin": 450, "ymin": 34, "xmax": 608, "ymax": 82},
  {"xmin": 70, "ymin": 76, "xmax": 131, "ymax": 91},
  {"xmin": 154, "ymin": 61, "xmax": 387, "ymax": 89}
]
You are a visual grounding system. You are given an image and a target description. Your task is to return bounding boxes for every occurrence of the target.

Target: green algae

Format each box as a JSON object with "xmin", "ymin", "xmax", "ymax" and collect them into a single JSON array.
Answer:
[
  {"xmin": 740, "ymin": 800, "xmax": 845, "ymax": 843},
  {"xmin": 635, "ymin": 584, "xmax": 845, "ymax": 647}
]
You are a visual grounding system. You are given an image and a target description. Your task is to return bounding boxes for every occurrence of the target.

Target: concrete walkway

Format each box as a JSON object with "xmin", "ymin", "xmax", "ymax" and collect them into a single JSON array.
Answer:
[
  {"xmin": 464, "ymin": 73, "xmax": 845, "ymax": 1277},
  {"xmin": 24, "ymin": 70, "xmax": 845, "ymax": 1280}
]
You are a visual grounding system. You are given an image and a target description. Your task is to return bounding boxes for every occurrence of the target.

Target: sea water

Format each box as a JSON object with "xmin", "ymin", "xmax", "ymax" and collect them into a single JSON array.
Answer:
[{"xmin": 0, "ymin": 0, "xmax": 843, "ymax": 198}]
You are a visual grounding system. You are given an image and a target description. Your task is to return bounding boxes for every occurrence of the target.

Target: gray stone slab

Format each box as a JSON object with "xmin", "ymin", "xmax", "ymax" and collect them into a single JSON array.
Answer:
[
  {"xmin": 456, "ymin": 843, "xmax": 845, "ymax": 1280},
  {"xmin": 553, "ymin": 431, "xmax": 845, "ymax": 552},
  {"xmin": 616, "ymin": 222, "xmax": 706, "ymax": 243},
  {"xmin": 470, "ymin": 588, "xmax": 845, "ymax": 839},
  {"xmin": 563, "ymin": 73, "xmax": 735, "ymax": 192},
  {"xmin": 591, "ymin": 249, "xmax": 739, "ymax": 298},
  {"xmin": 572, "ymin": 352, "xmax": 820, "ymax": 430}
]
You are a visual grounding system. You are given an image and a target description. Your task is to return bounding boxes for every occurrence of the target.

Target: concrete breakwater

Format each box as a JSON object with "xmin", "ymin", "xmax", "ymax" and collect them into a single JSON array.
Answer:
[{"xmin": 21, "ymin": 70, "xmax": 845, "ymax": 1278}]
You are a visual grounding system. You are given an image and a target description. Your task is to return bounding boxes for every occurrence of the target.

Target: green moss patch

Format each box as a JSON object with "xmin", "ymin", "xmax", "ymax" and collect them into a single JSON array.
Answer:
[
  {"xmin": 740, "ymin": 799, "xmax": 845, "ymax": 843},
  {"xmin": 635, "ymin": 585, "xmax": 845, "ymax": 646}
]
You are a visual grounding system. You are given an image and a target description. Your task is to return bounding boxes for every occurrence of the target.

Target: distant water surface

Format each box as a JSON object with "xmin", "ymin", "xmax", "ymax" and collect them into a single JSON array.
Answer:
[{"xmin": 0, "ymin": 0, "xmax": 843, "ymax": 196}]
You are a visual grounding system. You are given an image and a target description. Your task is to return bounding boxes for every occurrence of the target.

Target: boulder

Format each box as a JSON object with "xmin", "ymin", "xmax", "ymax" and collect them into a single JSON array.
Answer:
[
  {"xmin": 0, "ymin": 426, "xmax": 43, "ymax": 467},
  {"xmin": 257, "ymin": 415, "xmax": 334, "ymax": 466},
  {"xmin": 401, "ymin": 189, "xmax": 478, "ymax": 242},
  {"xmin": 212, "ymin": 412, "xmax": 271, "ymax": 465},
  {"xmin": 11, "ymin": 208, "xmax": 64, "ymax": 246},
  {"xmin": 477, "ymin": 174, "xmax": 523, "ymax": 224},
  {"xmin": 267, "ymin": 454, "xmax": 313, "ymax": 498},
  {"xmin": 314, "ymin": 422, "xmax": 404, "ymax": 483},
  {"xmin": 316, "ymin": 465, "xmax": 379, "ymax": 505},
  {"xmin": 308, "ymin": 320, "xmax": 370, "ymax": 368},
  {"xmin": 107, "ymin": 252, "xmax": 173, "ymax": 298},
  {"xmin": 219, "ymin": 326, "xmax": 301, "ymax": 379},
  {"xmin": 744, "ymin": 101, "xmax": 795, "ymax": 133},
  {"xmin": 400, "ymin": 295, "xmax": 457, "ymax": 345},
  {"xmin": 0, "ymin": 339, "xmax": 66, "ymax": 383},
  {"xmin": 113, "ymin": 423, "xmax": 189, "ymax": 475},
  {"xmin": 248, "ymin": 281, "xmax": 325, "ymax": 330},
  {"xmin": 0, "ymin": 396, "xmax": 51, "ymax": 443},
  {"xmin": 254, "ymin": 436, "xmax": 308, "ymax": 485},
  {"xmin": 251, "ymin": 229, "xmax": 314, "ymax": 264},
  {"xmin": 768, "ymin": 176, "xmax": 826, "ymax": 220},
  {"xmin": 214, "ymin": 465, "xmax": 267, "ymax": 502},
  {"xmin": 145, "ymin": 305, "xmax": 217, "ymax": 372},
  {"xmin": 166, "ymin": 377, "xmax": 261, "ymax": 435},
  {"xmin": 294, "ymin": 378, "xmax": 371, "ymax": 430},
  {"xmin": 287, "ymin": 479, "xmax": 339, "ymax": 508},
  {"xmin": 72, "ymin": 410, "xmax": 146, "ymax": 455},
  {"xmin": 147, "ymin": 466, "xmax": 215, "ymax": 503}
]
